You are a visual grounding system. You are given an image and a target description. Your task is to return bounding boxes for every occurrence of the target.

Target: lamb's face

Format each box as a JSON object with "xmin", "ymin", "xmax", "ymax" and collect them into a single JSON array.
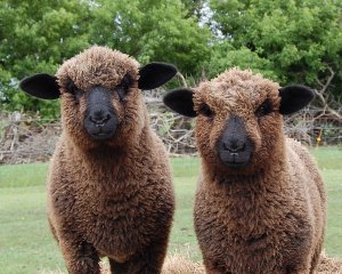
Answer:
[
  {"xmin": 163, "ymin": 69, "xmax": 314, "ymax": 174},
  {"xmin": 193, "ymin": 71, "xmax": 282, "ymax": 172},
  {"xmin": 57, "ymin": 47, "xmax": 142, "ymax": 148},
  {"xmin": 20, "ymin": 46, "xmax": 177, "ymax": 150}
]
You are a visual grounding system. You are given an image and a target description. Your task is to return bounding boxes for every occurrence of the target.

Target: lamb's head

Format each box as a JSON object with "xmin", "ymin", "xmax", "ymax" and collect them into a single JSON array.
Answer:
[
  {"xmin": 164, "ymin": 69, "xmax": 314, "ymax": 174},
  {"xmin": 20, "ymin": 46, "xmax": 177, "ymax": 149}
]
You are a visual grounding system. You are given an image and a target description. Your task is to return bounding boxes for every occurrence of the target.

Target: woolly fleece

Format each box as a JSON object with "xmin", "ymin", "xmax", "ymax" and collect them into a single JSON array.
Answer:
[
  {"xmin": 47, "ymin": 46, "xmax": 175, "ymax": 273},
  {"xmin": 175, "ymin": 69, "xmax": 326, "ymax": 273}
]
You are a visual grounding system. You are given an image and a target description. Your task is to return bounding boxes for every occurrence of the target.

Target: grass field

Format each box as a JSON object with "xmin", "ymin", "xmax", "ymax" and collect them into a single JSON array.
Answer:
[{"xmin": 0, "ymin": 146, "xmax": 341, "ymax": 274}]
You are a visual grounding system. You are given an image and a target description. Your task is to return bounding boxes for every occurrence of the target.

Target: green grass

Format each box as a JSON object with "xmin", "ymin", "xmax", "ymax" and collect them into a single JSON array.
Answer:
[
  {"xmin": 310, "ymin": 147, "xmax": 342, "ymax": 258},
  {"xmin": 0, "ymin": 162, "xmax": 48, "ymax": 188},
  {"xmin": 0, "ymin": 147, "xmax": 341, "ymax": 273}
]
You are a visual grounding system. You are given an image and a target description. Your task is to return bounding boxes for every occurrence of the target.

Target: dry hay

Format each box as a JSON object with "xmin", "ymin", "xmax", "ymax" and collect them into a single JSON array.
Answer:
[
  {"xmin": 162, "ymin": 254, "xmax": 342, "ymax": 274},
  {"xmin": 38, "ymin": 253, "xmax": 342, "ymax": 274},
  {"xmin": 317, "ymin": 252, "xmax": 342, "ymax": 274},
  {"xmin": 162, "ymin": 255, "xmax": 204, "ymax": 274}
]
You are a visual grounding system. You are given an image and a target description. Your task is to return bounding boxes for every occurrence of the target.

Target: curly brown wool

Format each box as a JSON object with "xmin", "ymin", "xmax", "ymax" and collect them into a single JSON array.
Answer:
[
  {"xmin": 164, "ymin": 68, "xmax": 326, "ymax": 274},
  {"xmin": 20, "ymin": 46, "xmax": 176, "ymax": 274}
]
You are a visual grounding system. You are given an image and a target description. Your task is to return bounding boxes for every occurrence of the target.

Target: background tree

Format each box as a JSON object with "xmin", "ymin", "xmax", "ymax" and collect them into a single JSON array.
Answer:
[
  {"xmin": 180, "ymin": 0, "xmax": 205, "ymax": 18},
  {"xmin": 89, "ymin": 0, "xmax": 211, "ymax": 76},
  {"xmin": 0, "ymin": 0, "xmax": 210, "ymax": 117},
  {"xmin": 208, "ymin": 0, "xmax": 342, "ymax": 106},
  {"xmin": 0, "ymin": 0, "xmax": 92, "ymax": 117},
  {"xmin": 1, "ymin": 0, "xmax": 341, "ymax": 118}
]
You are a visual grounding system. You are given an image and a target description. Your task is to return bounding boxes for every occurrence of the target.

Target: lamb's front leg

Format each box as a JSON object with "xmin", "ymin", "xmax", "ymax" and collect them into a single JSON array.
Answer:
[
  {"xmin": 109, "ymin": 236, "xmax": 168, "ymax": 274},
  {"xmin": 59, "ymin": 234, "xmax": 100, "ymax": 274}
]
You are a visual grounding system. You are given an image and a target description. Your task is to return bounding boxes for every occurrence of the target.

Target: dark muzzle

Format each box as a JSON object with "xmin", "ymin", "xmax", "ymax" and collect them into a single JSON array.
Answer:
[
  {"xmin": 218, "ymin": 115, "xmax": 252, "ymax": 168},
  {"xmin": 84, "ymin": 86, "xmax": 118, "ymax": 140}
]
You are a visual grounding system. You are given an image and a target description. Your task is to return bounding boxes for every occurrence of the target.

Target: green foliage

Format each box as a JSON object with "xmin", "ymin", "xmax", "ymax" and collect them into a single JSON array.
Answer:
[
  {"xmin": 0, "ymin": 0, "xmax": 210, "ymax": 118},
  {"xmin": 1, "ymin": 0, "xmax": 342, "ymax": 117},
  {"xmin": 209, "ymin": 0, "xmax": 342, "ymax": 95},
  {"xmin": 0, "ymin": 0, "xmax": 92, "ymax": 77},
  {"xmin": 203, "ymin": 42, "xmax": 278, "ymax": 80},
  {"xmin": 0, "ymin": 0, "xmax": 92, "ymax": 118},
  {"xmin": 89, "ymin": 0, "xmax": 211, "ymax": 75}
]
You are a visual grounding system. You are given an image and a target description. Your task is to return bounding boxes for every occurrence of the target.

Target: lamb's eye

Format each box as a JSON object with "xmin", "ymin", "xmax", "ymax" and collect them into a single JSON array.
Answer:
[
  {"xmin": 66, "ymin": 79, "xmax": 82, "ymax": 101},
  {"xmin": 67, "ymin": 80, "xmax": 77, "ymax": 94},
  {"xmin": 256, "ymin": 99, "xmax": 272, "ymax": 117},
  {"xmin": 116, "ymin": 74, "xmax": 133, "ymax": 101},
  {"xmin": 199, "ymin": 103, "xmax": 214, "ymax": 117}
]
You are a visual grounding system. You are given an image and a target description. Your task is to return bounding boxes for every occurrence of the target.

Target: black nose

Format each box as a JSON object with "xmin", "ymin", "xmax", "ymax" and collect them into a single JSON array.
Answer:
[
  {"xmin": 218, "ymin": 115, "xmax": 252, "ymax": 168},
  {"xmin": 223, "ymin": 139, "xmax": 246, "ymax": 153},
  {"xmin": 89, "ymin": 110, "xmax": 111, "ymax": 127},
  {"xmin": 84, "ymin": 86, "xmax": 117, "ymax": 140}
]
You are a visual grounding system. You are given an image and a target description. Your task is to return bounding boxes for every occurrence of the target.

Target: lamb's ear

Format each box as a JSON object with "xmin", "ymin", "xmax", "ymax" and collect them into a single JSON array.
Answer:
[
  {"xmin": 163, "ymin": 88, "xmax": 197, "ymax": 117},
  {"xmin": 279, "ymin": 85, "xmax": 315, "ymax": 115},
  {"xmin": 138, "ymin": 62, "xmax": 177, "ymax": 90},
  {"xmin": 19, "ymin": 73, "xmax": 60, "ymax": 99}
]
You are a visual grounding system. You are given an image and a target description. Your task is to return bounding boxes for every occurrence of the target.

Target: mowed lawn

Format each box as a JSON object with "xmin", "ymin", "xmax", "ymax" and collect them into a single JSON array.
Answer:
[{"xmin": 0, "ymin": 147, "xmax": 341, "ymax": 274}]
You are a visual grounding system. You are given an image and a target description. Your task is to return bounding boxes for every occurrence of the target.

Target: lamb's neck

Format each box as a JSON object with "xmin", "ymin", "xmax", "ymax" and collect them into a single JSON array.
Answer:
[
  {"xmin": 65, "ymin": 126, "xmax": 154, "ymax": 173},
  {"xmin": 61, "ymin": 132, "xmax": 154, "ymax": 194},
  {"xmin": 204, "ymin": 153, "xmax": 289, "ymax": 193}
]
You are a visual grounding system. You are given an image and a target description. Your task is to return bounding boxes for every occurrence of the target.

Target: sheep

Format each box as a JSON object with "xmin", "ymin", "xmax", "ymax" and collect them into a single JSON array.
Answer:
[
  {"xmin": 163, "ymin": 68, "xmax": 326, "ymax": 274},
  {"xmin": 20, "ymin": 46, "xmax": 176, "ymax": 274}
]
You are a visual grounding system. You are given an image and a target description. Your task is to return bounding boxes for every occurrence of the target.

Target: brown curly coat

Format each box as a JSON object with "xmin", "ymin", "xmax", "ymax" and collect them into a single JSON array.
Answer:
[
  {"xmin": 23, "ymin": 46, "xmax": 175, "ymax": 274},
  {"xmin": 164, "ymin": 68, "xmax": 326, "ymax": 274}
]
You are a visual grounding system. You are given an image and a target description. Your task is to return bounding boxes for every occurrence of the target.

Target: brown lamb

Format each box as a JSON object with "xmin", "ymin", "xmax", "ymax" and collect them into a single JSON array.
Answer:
[
  {"xmin": 163, "ymin": 68, "xmax": 326, "ymax": 274},
  {"xmin": 20, "ymin": 46, "xmax": 177, "ymax": 274}
]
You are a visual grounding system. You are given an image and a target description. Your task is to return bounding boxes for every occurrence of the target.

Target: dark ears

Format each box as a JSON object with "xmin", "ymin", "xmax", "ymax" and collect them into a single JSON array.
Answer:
[
  {"xmin": 279, "ymin": 85, "xmax": 315, "ymax": 115},
  {"xmin": 138, "ymin": 62, "xmax": 177, "ymax": 90},
  {"xmin": 20, "ymin": 73, "xmax": 60, "ymax": 99},
  {"xmin": 20, "ymin": 62, "xmax": 177, "ymax": 99},
  {"xmin": 163, "ymin": 88, "xmax": 197, "ymax": 117},
  {"xmin": 163, "ymin": 85, "xmax": 315, "ymax": 117}
]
